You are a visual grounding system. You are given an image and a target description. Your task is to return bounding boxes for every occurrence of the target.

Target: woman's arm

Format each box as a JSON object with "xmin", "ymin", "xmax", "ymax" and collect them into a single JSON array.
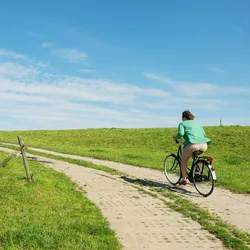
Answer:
[{"xmin": 176, "ymin": 123, "xmax": 184, "ymax": 139}]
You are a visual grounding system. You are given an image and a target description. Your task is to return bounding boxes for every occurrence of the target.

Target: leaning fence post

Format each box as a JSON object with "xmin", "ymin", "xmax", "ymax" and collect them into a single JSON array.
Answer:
[{"xmin": 18, "ymin": 136, "xmax": 32, "ymax": 182}]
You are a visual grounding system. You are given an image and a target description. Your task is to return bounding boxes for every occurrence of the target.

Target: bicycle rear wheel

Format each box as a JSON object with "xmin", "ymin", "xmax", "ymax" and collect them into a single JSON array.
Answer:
[
  {"xmin": 192, "ymin": 160, "xmax": 215, "ymax": 197},
  {"xmin": 164, "ymin": 154, "xmax": 181, "ymax": 185}
]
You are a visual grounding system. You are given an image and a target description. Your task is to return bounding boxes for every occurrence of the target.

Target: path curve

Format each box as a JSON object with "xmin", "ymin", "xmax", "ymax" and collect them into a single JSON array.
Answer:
[
  {"xmin": 0, "ymin": 147, "xmax": 225, "ymax": 250},
  {"xmin": 15, "ymin": 145, "xmax": 250, "ymax": 235}
]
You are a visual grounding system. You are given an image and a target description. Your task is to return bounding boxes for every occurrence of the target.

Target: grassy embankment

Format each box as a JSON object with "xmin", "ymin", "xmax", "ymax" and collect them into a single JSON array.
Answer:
[
  {"xmin": 0, "ymin": 151, "xmax": 120, "ymax": 250},
  {"xmin": 0, "ymin": 126, "xmax": 249, "ymax": 194}
]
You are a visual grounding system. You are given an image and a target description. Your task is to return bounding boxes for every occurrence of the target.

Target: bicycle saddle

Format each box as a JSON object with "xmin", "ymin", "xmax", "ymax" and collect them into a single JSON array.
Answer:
[{"xmin": 193, "ymin": 150, "xmax": 203, "ymax": 157}]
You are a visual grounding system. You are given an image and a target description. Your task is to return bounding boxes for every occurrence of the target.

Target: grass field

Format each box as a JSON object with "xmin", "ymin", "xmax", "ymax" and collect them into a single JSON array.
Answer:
[
  {"xmin": 0, "ymin": 151, "xmax": 120, "ymax": 250},
  {"xmin": 0, "ymin": 125, "xmax": 250, "ymax": 194}
]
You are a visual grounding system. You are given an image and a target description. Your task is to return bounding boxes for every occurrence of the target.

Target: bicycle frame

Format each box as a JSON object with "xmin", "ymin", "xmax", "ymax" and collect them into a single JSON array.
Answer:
[
  {"xmin": 175, "ymin": 143, "xmax": 182, "ymax": 161},
  {"xmin": 174, "ymin": 140, "xmax": 214, "ymax": 177}
]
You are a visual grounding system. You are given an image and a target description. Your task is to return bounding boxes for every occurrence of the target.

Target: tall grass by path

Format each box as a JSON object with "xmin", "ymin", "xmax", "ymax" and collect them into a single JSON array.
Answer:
[
  {"xmin": 0, "ymin": 126, "xmax": 250, "ymax": 193},
  {"xmin": 0, "ymin": 151, "xmax": 121, "ymax": 250}
]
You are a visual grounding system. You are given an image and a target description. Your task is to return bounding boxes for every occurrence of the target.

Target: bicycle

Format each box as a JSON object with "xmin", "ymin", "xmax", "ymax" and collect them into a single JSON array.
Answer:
[{"xmin": 163, "ymin": 139, "xmax": 216, "ymax": 197}]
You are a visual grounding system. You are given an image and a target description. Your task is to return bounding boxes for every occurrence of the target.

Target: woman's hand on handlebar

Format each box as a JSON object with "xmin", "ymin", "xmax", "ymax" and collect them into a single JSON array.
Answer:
[{"xmin": 172, "ymin": 136, "xmax": 179, "ymax": 143}]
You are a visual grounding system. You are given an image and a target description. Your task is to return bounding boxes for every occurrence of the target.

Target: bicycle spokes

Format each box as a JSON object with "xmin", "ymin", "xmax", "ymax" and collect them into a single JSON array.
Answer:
[
  {"xmin": 164, "ymin": 155, "xmax": 181, "ymax": 185},
  {"xmin": 193, "ymin": 160, "xmax": 215, "ymax": 197}
]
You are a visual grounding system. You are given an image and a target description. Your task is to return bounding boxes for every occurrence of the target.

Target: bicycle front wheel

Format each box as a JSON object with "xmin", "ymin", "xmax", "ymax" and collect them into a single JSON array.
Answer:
[
  {"xmin": 192, "ymin": 160, "xmax": 215, "ymax": 197},
  {"xmin": 164, "ymin": 154, "xmax": 181, "ymax": 185}
]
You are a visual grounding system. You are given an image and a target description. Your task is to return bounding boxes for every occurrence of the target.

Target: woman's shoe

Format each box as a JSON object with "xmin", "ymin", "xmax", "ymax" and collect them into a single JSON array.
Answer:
[{"xmin": 179, "ymin": 178, "xmax": 190, "ymax": 186}]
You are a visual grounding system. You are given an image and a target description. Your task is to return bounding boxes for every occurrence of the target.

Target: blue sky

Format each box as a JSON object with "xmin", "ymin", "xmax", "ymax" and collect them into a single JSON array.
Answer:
[{"xmin": 0, "ymin": 0, "xmax": 250, "ymax": 130}]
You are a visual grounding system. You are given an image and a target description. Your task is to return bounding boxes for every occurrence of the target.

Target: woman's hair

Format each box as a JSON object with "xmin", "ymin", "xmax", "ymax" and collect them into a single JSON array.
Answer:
[{"xmin": 182, "ymin": 110, "xmax": 195, "ymax": 120}]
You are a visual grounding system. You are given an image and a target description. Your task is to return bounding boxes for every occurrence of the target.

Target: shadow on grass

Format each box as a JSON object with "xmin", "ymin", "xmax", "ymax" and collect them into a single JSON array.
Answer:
[
  {"xmin": 120, "ymin": 176, "xmax": 201, "ymax": 197},
  {"xmin": 27, "ymin": 156, "xmax": 54, "ymax": 164}
]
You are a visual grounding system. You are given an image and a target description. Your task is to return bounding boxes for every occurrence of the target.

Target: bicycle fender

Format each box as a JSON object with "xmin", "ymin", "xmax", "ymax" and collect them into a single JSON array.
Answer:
[{"xmin": 208, "ymin": 164, "xmax": 216, "ymax": 180}]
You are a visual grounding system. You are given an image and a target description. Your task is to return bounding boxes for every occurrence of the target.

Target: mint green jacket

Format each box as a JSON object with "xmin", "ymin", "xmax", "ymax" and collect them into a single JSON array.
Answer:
[{"xmin": 176, "ymin": 120, "xmax": 211, "ymax": 148}]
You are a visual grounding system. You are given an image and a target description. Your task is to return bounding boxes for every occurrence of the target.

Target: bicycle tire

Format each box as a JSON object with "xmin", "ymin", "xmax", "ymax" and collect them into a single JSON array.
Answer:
[
  {"xmin": 164, "ymin": 154, "xmax": 181, "ymax": 185},
  {"xmin": 192, "ymin": 159, "xmax": 215, "ymax": 197}
]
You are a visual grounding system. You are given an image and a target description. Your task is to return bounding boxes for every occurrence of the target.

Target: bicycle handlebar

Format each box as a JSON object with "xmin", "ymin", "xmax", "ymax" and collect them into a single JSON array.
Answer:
[{"xmin": 172, "ymin": 136, "xmax": 181, "ymax": 144}]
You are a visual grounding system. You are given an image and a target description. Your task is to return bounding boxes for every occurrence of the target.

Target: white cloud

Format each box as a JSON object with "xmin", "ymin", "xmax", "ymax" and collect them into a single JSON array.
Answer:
[
  {"xmin": 79, "ymin": 69, "xmax": 98, "ymax": 74},
  {"xmin": 41, "ymin": 42, "xmax": 55, "ymax": 48},
  {"xmin": 207, "ymin": 67, "xmax": 225, "ymax": 73},
  {"xmin": 0, "ymin": 92, "xmax": 56, "ymax": 104},
  {"xmin": 143, "ymin": 73, "xmax": 172, "ymax": 85},
  {"xmin": 0, "ymin": 75, "xmax": 169, "ymax": 105},
  {"xmin": 0, "ymin": 49, "xmax": 26, "ymax": 60},
  {"xmin": 144, "ymin": 72, "xmax": 250, "ymax": 97},
  {"xmin": 0, "ymin": 95, "xmax": 180, "ymax": 130},
  {"xmin": 52, "ymin": 48, "xmax": 88, "ymax": 63},
  {"xmin": 0, "ymin": 55, "xmax": 174, "ymax": 129},
  {"xmin": 1, "ymin": 48, "xmax": 249, "ymax": 130},
  {"xmin": 0, "ymin": 48, "xmax": 49, "ymax": 69},
  {"xmin": 0, "ymin": 62, "xmax": 38, "ymax": 78},
  {"xmin": 144, "ymin": 72, "xmax": 217, "ymax": 96},
  {"xmin": 41, "ymin": 43, "xmax": 86, "ymax": 64},
  {"xmin": 175, "ymin": 82, "xmax": 217, "ymax": 96}
]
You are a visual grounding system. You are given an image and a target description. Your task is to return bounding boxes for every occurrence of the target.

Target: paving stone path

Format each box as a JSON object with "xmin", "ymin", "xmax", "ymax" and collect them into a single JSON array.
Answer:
[
  {"xmin": 24, "ymin": 146, "xmax": 250, "ymax": 235},
  {"xmin": 2, "ymin": 146, "xmax": 249, "ymax": 249}
]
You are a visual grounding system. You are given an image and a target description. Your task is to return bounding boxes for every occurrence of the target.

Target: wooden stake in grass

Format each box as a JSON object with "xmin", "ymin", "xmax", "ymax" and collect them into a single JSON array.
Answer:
[{"xmin": 18, "ymin": 136, "xmax": 32, "ymax": 182}]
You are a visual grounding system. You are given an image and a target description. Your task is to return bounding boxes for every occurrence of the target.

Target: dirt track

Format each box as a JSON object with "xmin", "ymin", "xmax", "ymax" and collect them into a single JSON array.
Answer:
[{"xmin": 1, "ymin": 146, "xmax": 250, "ymax": 249}]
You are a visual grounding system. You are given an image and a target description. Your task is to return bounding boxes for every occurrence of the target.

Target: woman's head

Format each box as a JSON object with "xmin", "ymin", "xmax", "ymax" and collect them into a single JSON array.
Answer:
[{"xmin": 182, "ymin": 110, "xmax": 194, "ymax": 120}]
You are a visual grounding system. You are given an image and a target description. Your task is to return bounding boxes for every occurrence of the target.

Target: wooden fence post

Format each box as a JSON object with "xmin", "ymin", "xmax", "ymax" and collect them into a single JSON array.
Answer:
[{"xmin": 18, "ymin": 136, "xmax": 32, "ymax": 182}]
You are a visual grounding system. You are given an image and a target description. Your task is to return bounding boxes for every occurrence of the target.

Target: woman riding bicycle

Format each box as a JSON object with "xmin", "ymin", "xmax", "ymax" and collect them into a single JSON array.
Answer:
[{"xmin": 173, "ymin": 110, "xmax": 211, "ymax": 185}]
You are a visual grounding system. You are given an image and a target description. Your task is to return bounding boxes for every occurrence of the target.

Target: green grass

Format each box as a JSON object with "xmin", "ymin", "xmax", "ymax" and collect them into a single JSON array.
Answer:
[
  {"xmin": 0, "ymin": 126, "xmax": 250, "ymax": 193},
  {"xmin": 0, "ymin": 151, "xmax": 121, "ymax": 250}
]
